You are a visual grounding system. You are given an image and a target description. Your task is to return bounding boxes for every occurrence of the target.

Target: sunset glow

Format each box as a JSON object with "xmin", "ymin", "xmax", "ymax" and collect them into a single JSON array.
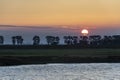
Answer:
[
  {"xmin": 0, "ymin": 0, "xmax": 120, "ymax": 27},
  {"xmin": 81, "ymin": 29, "xmax": 89, "ymax": 36}
]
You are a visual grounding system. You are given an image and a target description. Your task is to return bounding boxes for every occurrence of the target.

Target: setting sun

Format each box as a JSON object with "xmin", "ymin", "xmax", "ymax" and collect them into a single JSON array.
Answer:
[{"xmin": 81, "ymin": 29, "xmax": 89, "ymax": 36}]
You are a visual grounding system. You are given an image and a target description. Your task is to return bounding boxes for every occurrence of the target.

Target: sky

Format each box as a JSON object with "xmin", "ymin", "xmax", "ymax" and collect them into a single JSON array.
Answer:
[
  {"xmin": 0, "ymin": 0, "xmax": 120, "ymax": 44},
  {"xmin": 0, "ymin": 0, "xmax": 120, "ymax": 27}
]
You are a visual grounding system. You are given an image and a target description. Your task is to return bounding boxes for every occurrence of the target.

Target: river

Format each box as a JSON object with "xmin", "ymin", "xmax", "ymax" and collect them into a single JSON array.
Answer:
[{"xmin": 0, "ymin": 63, "xmax": 120, "ymax": 80}]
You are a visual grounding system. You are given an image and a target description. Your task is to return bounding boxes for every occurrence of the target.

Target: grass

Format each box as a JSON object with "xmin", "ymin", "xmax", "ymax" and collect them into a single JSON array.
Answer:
[
  {"xmin": 0, "ymin": 49, "xmax": 120, "ymax": 57},
  {"xmin": 0, "ymin": 49, "xmax": 120, "ymax": 65}
]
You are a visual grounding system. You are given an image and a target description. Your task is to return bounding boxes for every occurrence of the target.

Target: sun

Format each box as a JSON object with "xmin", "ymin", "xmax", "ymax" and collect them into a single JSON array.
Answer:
[{"xmin": 81, "ymin": 29, "xmax": 89, "ymax": 36}]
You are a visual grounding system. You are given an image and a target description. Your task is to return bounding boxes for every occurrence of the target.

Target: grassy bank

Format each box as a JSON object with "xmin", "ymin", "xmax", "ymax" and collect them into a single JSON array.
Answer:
[
  {"xmin": 0, "ymin": 49, "xmax": 120, "ymax": 57},
  {"xmin": 0, "ymin": 49, "xmax": 120, "ymax": 66}
]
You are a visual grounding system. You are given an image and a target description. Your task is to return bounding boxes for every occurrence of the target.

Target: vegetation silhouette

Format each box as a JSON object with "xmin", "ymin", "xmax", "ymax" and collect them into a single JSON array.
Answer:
[
  {"xmin": 0, "ymin": 35, "xmax": 120, "ymax": 48},
  {"xmin": 0, "ymin": 35, "xmax": 120, "ymax": 65},
  {"xmin": 33, "ymin": 36, "xmax": 40, "ymax": 45},
  {"xmin": 12, "ymin": 36, "xmax": 23, "ymax": 45},
  {"xmin": 46, "ymin": 36, "xmax": 60, "ymax": 45},
  {"xmin": 0, "ymin": 36, "xmax": 4, "ymax": 45}
]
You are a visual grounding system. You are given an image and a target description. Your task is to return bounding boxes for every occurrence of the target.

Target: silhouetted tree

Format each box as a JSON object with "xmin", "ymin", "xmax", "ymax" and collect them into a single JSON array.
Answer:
[
  {"xmin": 89, "ymin": 35, "xmax": 101, "ymax": 47},
  {"xmin": 64, "ymin": 36, "xmax": 78, "ymax": 45},
  {"xmin": 102, "ymin": 36, "xmax": 113, "ymax": 47},
  {"xmin": 7, "ymin": 34, "xmax": 120, "ymax": 48},
  {"xmin": 112, "ymin": 35, "xmax": 120, "ymax": 47},
  {"xmin": 20, "ymin": 38, "xmax": 23, "ymax": 45},
  {"xmin": 33, "ymin": 36, "xmax": 40, "ymax": 45},
  {"xmin": 79, "ymin": 36, "xmax": 88, "ymax": 47},
  {"xmin": 46, "ymin": 36, "xmax": 52, "ymax": 45},
  {"xmin": 12, "ymin": 36, "xmax": 16, "ymax": 45},
  {"xmin": 15, "ymin": 36, "xmax": 24, "ymax": 45},
  {"xmin": 0, "ymin": 36, "xmax": 4, "ymax": 45},
  {"xmin": 53, "ymin": 36, "xmax": 60, "ymax": 45},
  {"xmin": 46, "ymin": 36, "xmax": 60, "ymax": 45},
  {"xmin": 73, "ymin": 36, "xmax": 78, "ymax": 45},
  {"xmin": 64, "ymin": 36, "xmax": 71, "ymax": 45},
  {"xmin": 64, "ymin": 36, "xmax": 68, "ymax": 45}
]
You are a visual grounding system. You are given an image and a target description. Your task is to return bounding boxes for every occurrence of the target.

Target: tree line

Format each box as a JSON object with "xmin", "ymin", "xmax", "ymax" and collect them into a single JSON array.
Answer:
[{"xmin": 0, "ymin": 35, "xmax": 120, "ymax": 48}]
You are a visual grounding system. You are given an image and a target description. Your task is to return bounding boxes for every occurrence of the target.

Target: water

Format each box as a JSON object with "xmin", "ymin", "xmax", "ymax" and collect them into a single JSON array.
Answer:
[{"xmin": 0, "ymin": 63, "xmax": 120, "ymax": 80}]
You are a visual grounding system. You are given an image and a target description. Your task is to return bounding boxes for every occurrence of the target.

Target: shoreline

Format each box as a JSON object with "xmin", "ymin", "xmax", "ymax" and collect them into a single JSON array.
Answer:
[{"xmin": 0, "ymin": 56, "xmax": 120, "ymax": 66}]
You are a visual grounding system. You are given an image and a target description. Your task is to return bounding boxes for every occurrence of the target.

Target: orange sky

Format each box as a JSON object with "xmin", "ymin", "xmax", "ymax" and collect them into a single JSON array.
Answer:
[{"xmin": 0, "ymin": 0, "xmax": 120, "ymax": 26}]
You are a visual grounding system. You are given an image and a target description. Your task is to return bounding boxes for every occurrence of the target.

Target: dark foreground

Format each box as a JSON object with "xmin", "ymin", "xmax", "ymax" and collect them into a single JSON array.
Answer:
[
  {"xmin": 0, "ymin": 45, "xmax": 120, "ymax": 66},
  {"xmin": 1, "ymin": 55, "xmax": 120, "ymax": 66}
]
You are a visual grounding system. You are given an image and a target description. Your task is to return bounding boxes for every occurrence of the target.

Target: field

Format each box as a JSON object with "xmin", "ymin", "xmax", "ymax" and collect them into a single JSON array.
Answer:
[{"xmin": 0, "ymin": 49, "xmax": 120, "ymax": 66}]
